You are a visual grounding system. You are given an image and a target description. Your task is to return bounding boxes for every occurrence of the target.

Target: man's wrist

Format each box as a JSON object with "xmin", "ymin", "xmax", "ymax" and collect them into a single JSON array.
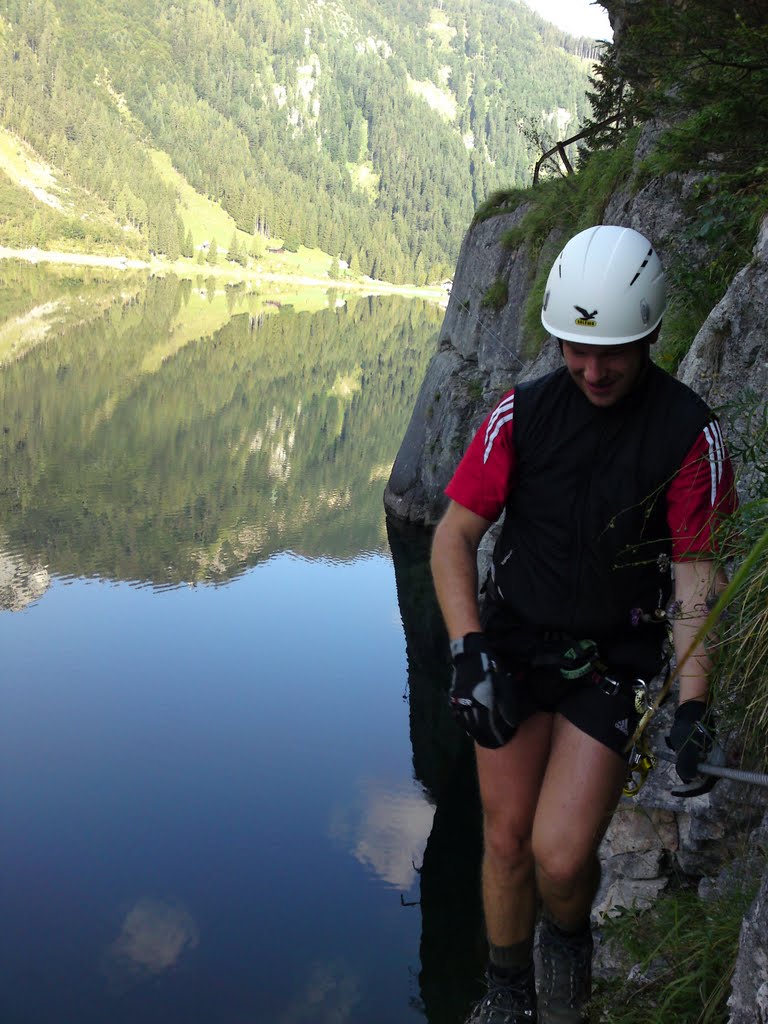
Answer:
[{"xmin": 450, "ymin": 632, "xmax": 487, "ymax": 660}]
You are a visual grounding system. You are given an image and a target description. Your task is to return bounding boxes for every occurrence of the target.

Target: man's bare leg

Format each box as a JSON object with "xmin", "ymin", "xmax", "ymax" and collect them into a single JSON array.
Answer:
[
  {"xmin": 468, "ymin": 713, "xmax": 554, "ymax": 1021},
  {"xmin": 532, "ymin": 714, "xmax": 626, "ymax": 928},
  {"xmin": 475, "ymin": 713, "xmax": 554, "ymax": 947},
  {"xmin": 531, "ymin": 714, "xmax": 627, "ymax": 1023}
]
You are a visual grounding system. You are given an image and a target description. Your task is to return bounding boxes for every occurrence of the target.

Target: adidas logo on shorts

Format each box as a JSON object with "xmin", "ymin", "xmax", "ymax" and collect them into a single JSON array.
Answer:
[{"xmin": 614, "ymin": 718, "xmax": 629, "ymax": 735}]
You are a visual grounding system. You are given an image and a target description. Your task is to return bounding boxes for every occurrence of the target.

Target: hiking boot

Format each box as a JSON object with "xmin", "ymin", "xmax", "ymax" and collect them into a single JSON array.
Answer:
[
  {"xmin": 537, "ymin": 919, "xmax": 593, "ymax": 1024},
  {"xmin": 466, "ymin": 966, "xmax": 537, "ymax": 1023}
]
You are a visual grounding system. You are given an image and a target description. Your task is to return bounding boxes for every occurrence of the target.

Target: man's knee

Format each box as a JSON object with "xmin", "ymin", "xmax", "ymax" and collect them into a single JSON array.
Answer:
[
  {"xmin": 533, "ymin": 837, "xmax": 597, "ymax": 893},
  {"xmin": 483, "ymin": 814, "xmax": 534, "ymax": 872}
]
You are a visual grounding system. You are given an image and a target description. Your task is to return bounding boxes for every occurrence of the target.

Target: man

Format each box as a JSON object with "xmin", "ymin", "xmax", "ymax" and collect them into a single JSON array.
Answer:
[{"xmin": 430, "ymin": 225, "xmax": 736, "ymax": 1024}]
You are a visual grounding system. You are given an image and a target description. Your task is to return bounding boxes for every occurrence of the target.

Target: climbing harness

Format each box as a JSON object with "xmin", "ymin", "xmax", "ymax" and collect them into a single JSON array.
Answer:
[{"xmin": 532, "ymin": 633, "xmax": 664, "ymax": 798}]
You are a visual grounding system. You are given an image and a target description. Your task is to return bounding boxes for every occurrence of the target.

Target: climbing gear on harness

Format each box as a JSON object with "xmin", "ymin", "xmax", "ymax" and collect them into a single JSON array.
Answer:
[
  {"xmin": 630, "ymin": 605, "xmax": 669, "ymax": 628},
  {"xmin": 623, "ymin": 677, "xmax": 657, "ymax": 796},
  {"xmin": 465, "ymin": 966, "xmax": 537, "ymax": 1023},
  {"xmin": 538, "ymin": 918, "xmax": 593, "ymax": 1024},
  {"xmin": 530, "ymin": 635, "xmax": 607, "ymax": 681},
  {"xmin": 621, "ymin": 634, "xmax": 675, "ymax": 794},
  {"xmin": 540, "ymin": 225, "xmax": 667, "ymax": 346},
  {"xmin": 559, "ymin": 640, "xmax": 604, "ymax": 680},
  {"xmin": 624, "ymin": 732, "xmax": 657, "ymax": 797},
  {"xmin": 449, "ymin": 633, "xmax": 519, "ymax": 749}
]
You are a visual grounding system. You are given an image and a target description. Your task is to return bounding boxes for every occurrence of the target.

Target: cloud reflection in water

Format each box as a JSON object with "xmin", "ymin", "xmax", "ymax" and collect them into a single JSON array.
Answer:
[
  {"xmin": 330, "ymin": 778, "xmax": 436, "ymax": 890},
  {"xmin": 108, "ymin": 898, "xmax": 199, "ymax": 977},
  {"xmin": 278, "ymin": 959, "xmax": 361, "ymax": 1023}
]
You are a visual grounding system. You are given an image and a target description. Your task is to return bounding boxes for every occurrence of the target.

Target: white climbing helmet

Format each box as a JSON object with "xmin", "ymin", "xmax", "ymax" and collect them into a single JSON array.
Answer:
[{"xmin": 540, "ymin": 225, "xmax": 667, "ymax": 345}]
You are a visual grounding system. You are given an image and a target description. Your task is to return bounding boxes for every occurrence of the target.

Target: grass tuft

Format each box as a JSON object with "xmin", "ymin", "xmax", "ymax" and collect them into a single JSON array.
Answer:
[
  {"xmin": 591, "ymin": 869, "xmax": 762, "ymax": 1024},
  {"xmin": 480, "ymin": 277, "xmax": 509, "ymax": 312}
]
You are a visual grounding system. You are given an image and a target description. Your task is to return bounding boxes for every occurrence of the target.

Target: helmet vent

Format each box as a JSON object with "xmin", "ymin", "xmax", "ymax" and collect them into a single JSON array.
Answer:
[{"xmin": 629, "ymin": 247, "xmax": 654, "ymax": 287}]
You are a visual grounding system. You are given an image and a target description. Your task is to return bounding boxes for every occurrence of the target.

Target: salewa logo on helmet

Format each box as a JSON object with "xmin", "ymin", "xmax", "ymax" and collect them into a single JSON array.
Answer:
[{"xmin": 574, "ymin": 305, "xmax": 598, "ymax": 327}]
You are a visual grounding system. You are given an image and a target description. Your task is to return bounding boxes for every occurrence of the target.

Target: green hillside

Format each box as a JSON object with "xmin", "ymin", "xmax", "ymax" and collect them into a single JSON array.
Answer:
[{"xmin": 0, "ymin": 0, "xmax": 601, "ymax": 283}]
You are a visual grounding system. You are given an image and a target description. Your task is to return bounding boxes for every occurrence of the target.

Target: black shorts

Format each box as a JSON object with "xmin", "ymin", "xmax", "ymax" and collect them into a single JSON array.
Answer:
[
  {"xmin": 495, "ymin": 663, "xmax": 642, "ymax": 760},
  {"xmin": 481, "ymin": 604, "xmax": 664, "ymax": 759}
]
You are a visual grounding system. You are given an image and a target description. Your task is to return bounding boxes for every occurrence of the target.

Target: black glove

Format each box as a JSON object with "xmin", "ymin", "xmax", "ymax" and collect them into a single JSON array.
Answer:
[
  {"xmin": 448, "ymin": 633, "xmax": 518, "ymax": 749},
  {"xmin": 666, "ymin": 699, "xmax": 716, "ymax": 792}
]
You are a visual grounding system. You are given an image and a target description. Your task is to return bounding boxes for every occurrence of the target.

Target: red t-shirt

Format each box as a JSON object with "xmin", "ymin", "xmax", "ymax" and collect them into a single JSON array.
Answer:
[{"xmin": 446, "ymin": 388, "xmax": 737, "ymax": 560}]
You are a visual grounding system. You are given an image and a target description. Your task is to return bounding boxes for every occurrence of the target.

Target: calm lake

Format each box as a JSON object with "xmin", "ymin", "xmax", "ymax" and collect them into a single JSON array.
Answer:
[{"xmin": 0, "ymin": 265, "xmax": 485, "ymax": 1024}]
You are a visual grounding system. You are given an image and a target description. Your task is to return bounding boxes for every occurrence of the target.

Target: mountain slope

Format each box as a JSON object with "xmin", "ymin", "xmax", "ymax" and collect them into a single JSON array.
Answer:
[{"xmin": 0, "ymin": 0, "xmax": 601, "ymax": 281}]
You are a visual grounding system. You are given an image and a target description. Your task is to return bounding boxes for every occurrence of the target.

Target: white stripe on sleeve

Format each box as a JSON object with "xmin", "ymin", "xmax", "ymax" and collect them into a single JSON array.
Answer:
[
  {"xmin": 483, "ymin": 400, "xmax": 515, "ymax": 464},
  {"xmin": 703, "ymin": 421, "xmax": 724, "ymax": 505},
  {"xmin": 484, "ymin": 394, "xmax": 515, "ymax": 445}
]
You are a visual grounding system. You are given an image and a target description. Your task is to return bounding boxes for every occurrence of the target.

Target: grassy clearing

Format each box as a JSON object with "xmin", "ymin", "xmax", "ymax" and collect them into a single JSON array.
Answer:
[
  {"xmin": 0, "ymin": 127, "xmax": 66, "ymax": 210},
  {"xmin": 408, "ymin": 76, "xmax": 457, "ymax": 120},
  {"xmin": 347, "ymin": 160, "xmax": 380, "ymax": 200},
  {"xmin": 150, "ymin": 150, "xmax": 350, "ymax": 279},
  {"xmin": 591, "ymin": 867, "xmax": 762, "ymax": 1024},
  {"xmin": 149, "ymin": 149, "xmax": 253, "ymax": 253},
  {"xmin": 0, "ymin": 126, "xmax": 133, "ymax": 255},
  {"xmin": 255, "ymin": 244, "xmax": 345, "ymax": 278},
  {"xmin": 427, "ymin": 7, "xmax": 457, "ymax": 49}
]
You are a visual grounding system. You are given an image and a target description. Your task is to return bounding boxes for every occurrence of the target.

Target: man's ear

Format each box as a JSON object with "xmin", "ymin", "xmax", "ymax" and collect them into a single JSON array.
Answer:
[{"xmin": 648, "ymin": 322, "xmax": 662, "ymax": 346}]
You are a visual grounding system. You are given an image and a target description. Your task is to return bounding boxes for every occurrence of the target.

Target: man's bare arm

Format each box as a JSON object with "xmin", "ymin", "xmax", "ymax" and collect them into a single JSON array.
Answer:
[
  {"xmin": 431, "ymin": 500, "xmax": 493, "ymax": 641},
  {"xmin": 671, "ymin": 558, "xmax": 728, "ymax": 704}
]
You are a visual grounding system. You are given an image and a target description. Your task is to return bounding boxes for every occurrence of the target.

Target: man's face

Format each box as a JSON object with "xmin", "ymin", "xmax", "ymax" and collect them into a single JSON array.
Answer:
[{"xmin": 561, "ymin": 339, "xmax": 649, "ymax": 407}]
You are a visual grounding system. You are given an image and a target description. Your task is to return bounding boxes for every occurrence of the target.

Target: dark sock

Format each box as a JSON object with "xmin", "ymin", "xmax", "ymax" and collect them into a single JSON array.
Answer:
[
  {"xmin": 544, "ymin": 914, "xmax": 591, "ymax": 938},
  {"xmin": 488, "ymin": 939, "xmax": 534, "ymax": 983},
  {"xmin": 543, "ymin": 916, "xmax": 593, "ymax": 953}
]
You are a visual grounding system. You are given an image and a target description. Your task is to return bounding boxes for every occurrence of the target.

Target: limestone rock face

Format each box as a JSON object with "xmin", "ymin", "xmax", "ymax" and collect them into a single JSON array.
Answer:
[
  {"xmin": 384, "ymin": 206, "xmax": 563, "ymax": 525},
  {"xmin": 728, "ymin": 823, "xmax": 768, "ymax": 1023},
  {"xmin": 680, "ymin": 212, "xmax": 768, "ymax": 400}
]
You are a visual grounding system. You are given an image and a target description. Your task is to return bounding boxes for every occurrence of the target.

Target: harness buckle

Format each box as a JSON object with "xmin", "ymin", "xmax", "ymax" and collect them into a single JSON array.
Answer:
[{"xmin": 598, "ymin": 673, "xmax": 622, "ymax": 697}]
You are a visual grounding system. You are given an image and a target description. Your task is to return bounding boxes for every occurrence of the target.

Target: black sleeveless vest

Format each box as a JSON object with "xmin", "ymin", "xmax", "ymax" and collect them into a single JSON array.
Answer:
[{"xmin": 486, "ymin": 362, "xmax": 712, "ymax": 667}]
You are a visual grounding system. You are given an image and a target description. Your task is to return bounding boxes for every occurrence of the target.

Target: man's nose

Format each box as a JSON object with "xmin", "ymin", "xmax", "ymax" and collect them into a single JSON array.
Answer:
[{"xmin": 583, "ymin": 356, "xmax": 605, "ymax": 382}]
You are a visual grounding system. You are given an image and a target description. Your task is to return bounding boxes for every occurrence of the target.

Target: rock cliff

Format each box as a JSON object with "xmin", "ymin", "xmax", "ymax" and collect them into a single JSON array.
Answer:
[{"xmin": 384, "ymin": 128, "xmax": 768, "ymax": 1016}]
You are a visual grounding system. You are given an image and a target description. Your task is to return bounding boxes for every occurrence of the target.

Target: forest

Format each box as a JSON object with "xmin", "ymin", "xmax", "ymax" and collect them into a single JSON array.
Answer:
[{"xmin": 0, "ymin": 0, "xmax": 601, "ymax": 283}]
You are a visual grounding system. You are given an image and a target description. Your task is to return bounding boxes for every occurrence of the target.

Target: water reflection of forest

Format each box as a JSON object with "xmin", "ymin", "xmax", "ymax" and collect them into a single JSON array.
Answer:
[{"xmin": 0, "ymin": 265, "xmax": 441, "ymax": 589}]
